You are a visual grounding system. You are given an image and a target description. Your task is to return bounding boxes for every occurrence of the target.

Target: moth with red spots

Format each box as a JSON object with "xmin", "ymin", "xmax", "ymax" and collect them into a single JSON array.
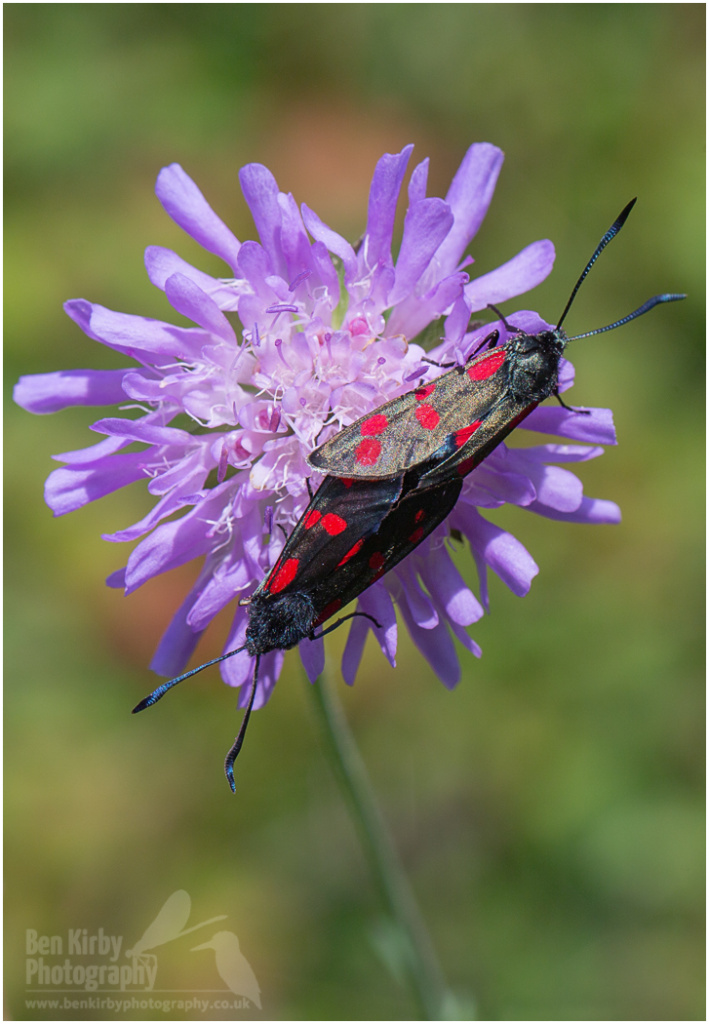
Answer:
[
  {"xmin": 133, "ymin": 200, "xmax": 684, "ymax": 790},
  {"xmin": 309, "ymin": 199, "xmax": 684, "ymax": 488},
  {"xmin": 134, "ymin": 463, "xmax": 462, "ymax": 790}
]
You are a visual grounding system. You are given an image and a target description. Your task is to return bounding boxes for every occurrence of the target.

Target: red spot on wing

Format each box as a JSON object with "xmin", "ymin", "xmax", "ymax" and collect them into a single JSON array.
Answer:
[
  {"xmin": 415, "ymin": 383, "xmax": 436, "ymax": 400},
  {"xmin": 338, "ymin": 538, "xmax": 364, "ymax": 566},
  {"xmin": 360, "ymin": 414, "xmax": 388, "ymax": 436},
  {"xmin": 415, "ymin": 404, "xmax": 440, "ymax": 430},
  {"xmin": 268, "ymin": 557, "xmax": 299, "ymax": 594},
  {"xmin": 355, "ymin": 437, "xmax": 382, "ymax": 466},
  {"xmin": 468, "ymin": 349, "xmax": 506, "ymax": 381},
  {"xmin": 408, "ymin": 526, "xmax": 425, "ymax": 544},
  {"xmin": 368, "ymin": 551, "xmax": 387, "ymax": 583},
  {"xmin": 315, "ymin": 598, "xmax": 343, "ymax": 626},
  {"xmin": 457, "ymin": 455, "xmax": 479, "ymax": 477},
  {"xmin": 414, "ymin": 509, "xmax": 425, "ymax": 523},
  {"xmin": 454, "ymin": 419, "xmax": 483, "ymax": 447},
  {"xmin": 321, "ymin": 512, "xmax": 347, "ymax": 535},
  {"xmin": 304, "ymin": 510, "xmax": 321, "ymax": 529},
  {"xmin": 341, "ymin": 477, "xmax": 354, "ymax": 487}
]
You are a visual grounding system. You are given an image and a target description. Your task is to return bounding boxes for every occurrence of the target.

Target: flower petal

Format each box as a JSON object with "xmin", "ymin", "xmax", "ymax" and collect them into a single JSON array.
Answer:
[
  {"xmin": 389, "ymin": 197, "xmax": 454, "ymax": 306},
  {"xmin": 187, "ymin": 560, "xmax": 252, "ymax": 630},
  {"xmin": 386, "ymin": 271, "xmax": 467, "ymax": 339},
  {"xmin": 145, "ymin": 246, "xmax": 240, "ymax": 310},
  {"xmin": 465, "ymin": 240, "xmax": 555, "ymax": 312},
  {"xmin": 90, "ymin": 418, "xmax": 195, "ymax": 447},
  {"xmin": 341, "ymin": 585, "xmax": 398, "ymax": 685},
  {"xmin": 299, "ymin": 634, "xmax": 325, "ymax": 683},
  {"xmin": 165, "ymin": 273, "xmax": 236, "ymax": 345},
  {"xmin": 517, "ymin": 443, "xmax": 605, "ymax": 464},
  {"xmin": 395, "ymin": 585, "xmax": 461, "ymax": 689},
  {"xmin": 64, "ymin": 299, "xmax": 208, "ymax": 361},
  {"xmin": 301, "ymin": 203, "xmax": 357, "ymax": 281},
  {"xmin": 45, "ymin": 453, "xmax": 149, "ymax": 516},
  {"xmin": 396, "ymin": 562, "xmax": 439, "ymax": 630},
  {"xmin": 14, "ymin": 369, "xmax": 129, "ymax": 414},
  {"xmin": 528, "ymin": 495, "xmax": 621, "ymax": 525},
  {"xmin": 362, "ymin": 145, "xmax": 414, "ymax": 268},
  {"xmin": 435, "ymin": 143, "xmax": 504, "ymax": 273},
  {"xmin": 488, "ymin": 448, "xmax": 585, "ymax": 512},
  {"xmin": 103, "ymin": 455, "xmax": 210, "ymax": 543},
  {"xmin": 156, "ymin": 164, "xmax": 241, "ymax": 271},
  {"xmin": 407, "ymin": 158, "xmax": 429, "ymax": 204},
  {"xmin": 53, "ymin": 434, "xmax": 129, "ymax": 465},
  {"xmin": 421, "ymin": 545, "xmax": 484, "ymax": 625},
  {"xmin": 523, "ymin": 405, "xmax": 617, "ymax": 445},
  {"xmin": 149, "ymin": 580, "xmax": 208, "ymax": 678},
  {"xmin": 455, "ymin": 506, "xmax": 539, "ymax": 600},
  {"xmin": 123, "ymin": 483, "xmax": 235, "ymax": 593},
  {"xmin": 238, "ymin": 163, "xmax": 283, "ymax": 277}
]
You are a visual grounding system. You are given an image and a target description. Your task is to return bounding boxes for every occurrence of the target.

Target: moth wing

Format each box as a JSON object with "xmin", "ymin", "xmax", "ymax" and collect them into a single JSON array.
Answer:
[
  {"xmin": 308, "ymin": 345, "xmax": 510, "ymax": 479},
  {"xmin": 419, "ymin": 397, "xmax": 539, "ymax": 488},
  {"xmin": 306, "ymin": 473, "xmax": 464, "ymax": 624},
  {"xmin": 257, "ymin": 475, "xmax": 404, "ymax": 601}
]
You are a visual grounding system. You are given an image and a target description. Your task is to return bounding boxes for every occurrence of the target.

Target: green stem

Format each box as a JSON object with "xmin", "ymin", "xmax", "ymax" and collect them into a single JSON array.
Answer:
[{"xmin": 308, "ymin": 670, "xmax": 456, "ymax": 1020}]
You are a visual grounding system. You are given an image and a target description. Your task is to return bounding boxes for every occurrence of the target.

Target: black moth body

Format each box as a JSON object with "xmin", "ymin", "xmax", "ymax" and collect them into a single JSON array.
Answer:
[{"xmin": 133, "ymin": 199, "xmax": 685, "ymax": 790}]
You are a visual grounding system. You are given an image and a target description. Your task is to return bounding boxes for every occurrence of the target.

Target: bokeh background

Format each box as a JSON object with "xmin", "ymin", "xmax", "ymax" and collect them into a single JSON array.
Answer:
[{"xmin": 5, "ymin": 6, "xmax": 704, "ymax": 1021}]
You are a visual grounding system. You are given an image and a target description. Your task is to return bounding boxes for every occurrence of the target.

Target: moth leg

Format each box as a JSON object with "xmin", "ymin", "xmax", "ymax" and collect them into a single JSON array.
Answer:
[
  {"xmin": 468, "ymin": 328, "xmax": 500, "ymax": 358},
  {"xmin": 553, "ymin": 387, "xmax": 591, "ymax": 415},
  {"xmin": 487, "ymin": 303, "xmax": 522, "ymax": 335},
  {"xmin": 422, "ymin": 356, "xmax": 455, "ymax": 369},
  {"xmin": 313, "ymin": 610, "xmax": 382, "ymax": 640}
]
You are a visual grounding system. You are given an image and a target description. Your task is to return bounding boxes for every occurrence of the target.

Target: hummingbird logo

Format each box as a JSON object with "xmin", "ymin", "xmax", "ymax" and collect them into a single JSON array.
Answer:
[
  {"xmin": 192, "ymin": 931, "xmax": 262, "ymax": 1009},
  {"xmin": 126, "ymin": 890, "xmax": 261, "ymax": 1008}
]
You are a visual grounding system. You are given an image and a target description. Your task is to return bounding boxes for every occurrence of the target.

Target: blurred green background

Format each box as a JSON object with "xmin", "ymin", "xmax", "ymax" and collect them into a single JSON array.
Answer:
[{"xmin": 5, "ymin": 5, "xmax": 704, "ymax": 1021}]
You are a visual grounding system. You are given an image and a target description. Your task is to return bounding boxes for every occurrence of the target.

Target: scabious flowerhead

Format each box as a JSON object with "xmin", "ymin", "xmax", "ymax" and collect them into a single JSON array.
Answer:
[{"xmin": 14, "ymin": 143, "xmax": 619, "ymax": 709}]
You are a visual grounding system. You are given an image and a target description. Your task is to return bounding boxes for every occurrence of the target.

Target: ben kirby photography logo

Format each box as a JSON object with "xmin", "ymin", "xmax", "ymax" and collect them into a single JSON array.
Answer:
[
  {"xmin": 24, "ymin": 891, "xmax": 262, "ymax": 1013},
  {"xmin": 26, "ymin": 928, "xmax": 146, "ymax": 992}
]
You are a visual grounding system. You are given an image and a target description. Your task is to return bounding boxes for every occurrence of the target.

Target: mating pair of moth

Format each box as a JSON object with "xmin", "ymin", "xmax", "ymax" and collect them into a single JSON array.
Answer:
[{"xmin": 134, "ymin": 199, "xmax": 683, "ymax": 790}]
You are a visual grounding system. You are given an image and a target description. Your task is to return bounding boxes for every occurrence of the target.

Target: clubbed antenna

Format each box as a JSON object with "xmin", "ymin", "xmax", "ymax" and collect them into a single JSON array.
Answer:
[
  {"xmin": 224, "ymin": 663, "xmax": 259, "ymax": 793},
  {"xmin": 567, "ymin": 292, "xmax": 686, "ymax": 342},
  {"xmin": 132, "ymin": 645, "xmax": 248, "ymax": 713},
  {"xmin": 556, "ymin": 198, "xmax": 638, "ymax": 331}
]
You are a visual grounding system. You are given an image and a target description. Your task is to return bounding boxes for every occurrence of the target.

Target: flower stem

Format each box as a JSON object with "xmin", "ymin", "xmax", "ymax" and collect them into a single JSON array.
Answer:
[{"xmin": 308, "ymin": 670, "xmax": 461, "ymax": 1020}]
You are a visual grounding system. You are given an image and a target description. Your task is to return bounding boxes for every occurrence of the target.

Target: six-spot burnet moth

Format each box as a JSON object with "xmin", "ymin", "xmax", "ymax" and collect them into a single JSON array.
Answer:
[
  {"xmin": 133, "ymin": 199, "xmax": 685, "ymax": 791},
  {"xmin": 309, "ymin": 199, "xmax": 683, "ymax": 486},
  {"xmin": 134, "ymin": 465, "xmax": 464, "ymax": 791}
]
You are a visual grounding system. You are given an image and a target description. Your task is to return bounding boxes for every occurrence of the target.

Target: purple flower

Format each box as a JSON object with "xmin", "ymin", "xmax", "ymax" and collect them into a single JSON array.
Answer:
[{"xmin": 14, "ymin": 143, "xmax": 619, "ymax": 709}]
